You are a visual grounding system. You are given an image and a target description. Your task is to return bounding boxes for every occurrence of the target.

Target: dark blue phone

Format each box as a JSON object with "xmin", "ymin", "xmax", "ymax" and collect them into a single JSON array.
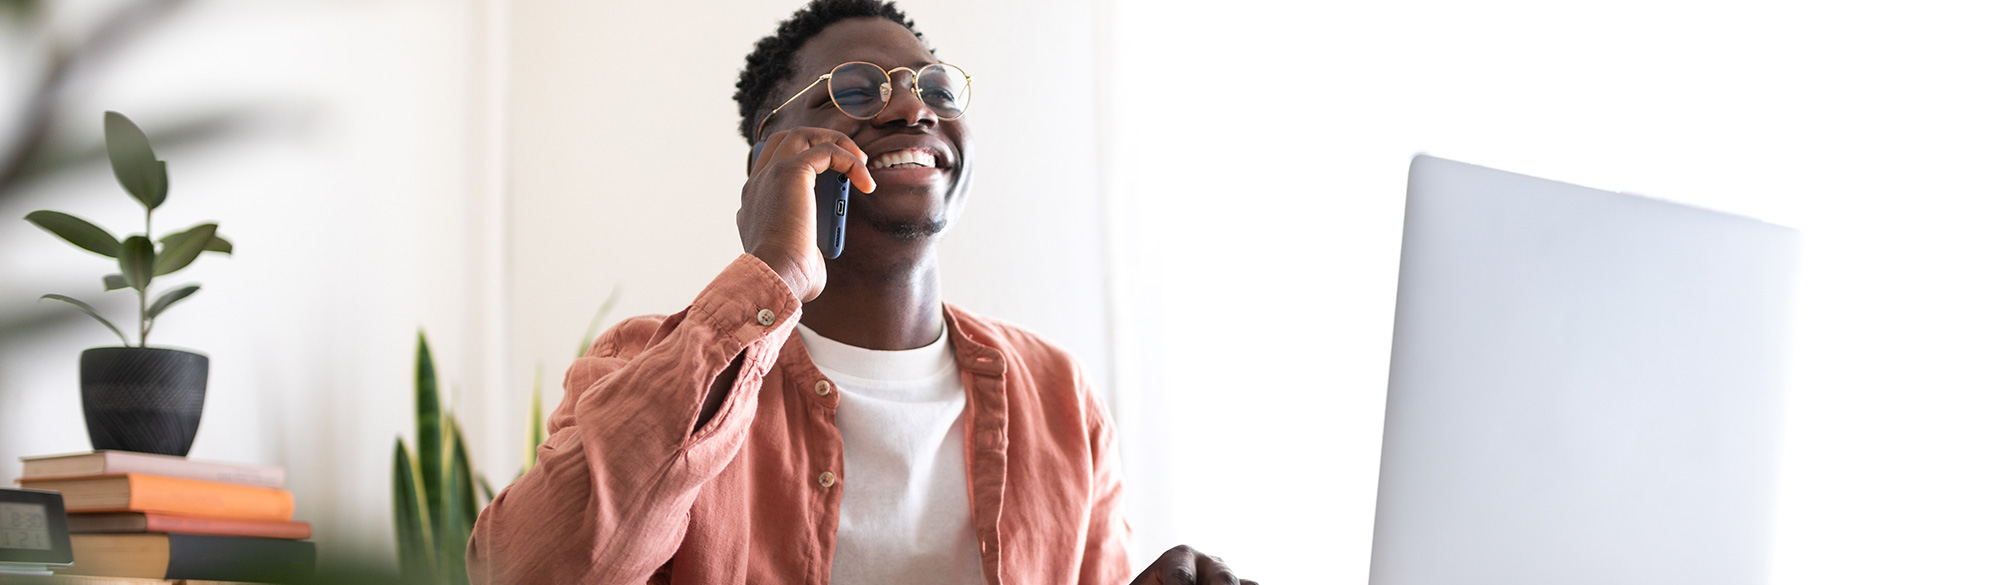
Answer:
[{"xmin": 752, "ymin": 140, "xmax": 851, "ymax": 259}]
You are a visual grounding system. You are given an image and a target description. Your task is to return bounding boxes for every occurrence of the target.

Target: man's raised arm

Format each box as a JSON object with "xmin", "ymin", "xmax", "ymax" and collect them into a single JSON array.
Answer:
[{"xmin": 466, "ymin": 255, "xmax": 802, "ymax": 585}]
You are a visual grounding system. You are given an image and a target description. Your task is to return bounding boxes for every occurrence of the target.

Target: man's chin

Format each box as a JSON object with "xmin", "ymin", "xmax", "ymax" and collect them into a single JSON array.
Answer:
[{"xmin": 866, "ymin": 217, "xmax": 948, "ymax": 241}]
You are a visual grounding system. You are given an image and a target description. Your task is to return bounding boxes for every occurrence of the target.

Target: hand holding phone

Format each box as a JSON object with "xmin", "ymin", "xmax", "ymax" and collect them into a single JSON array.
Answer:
[
  {"xmin": 755, "ymin": 139, "xmax": 852, "ymax": 259},
  {"xmin": 739, "ymin": 128, "xmax": 874, "ymax": 302}
]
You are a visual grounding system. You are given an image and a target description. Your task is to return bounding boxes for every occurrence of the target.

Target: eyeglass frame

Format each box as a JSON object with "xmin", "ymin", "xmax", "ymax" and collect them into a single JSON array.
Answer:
[{"xmin": 753, "ymin": 61, "xmax": 973, "ymax": 142}]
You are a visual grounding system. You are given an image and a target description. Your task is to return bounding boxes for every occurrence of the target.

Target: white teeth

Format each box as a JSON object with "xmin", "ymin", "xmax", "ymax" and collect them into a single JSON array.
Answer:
[{"xmin": 867, "ymin": 148, "xmax": 937, "ymax": 170}]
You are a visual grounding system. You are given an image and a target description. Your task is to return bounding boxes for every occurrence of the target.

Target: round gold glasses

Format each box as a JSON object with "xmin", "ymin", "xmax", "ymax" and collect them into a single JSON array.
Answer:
[{"xmin": 754, "ymin": 61, "xmax": 972, "ymax": 141}]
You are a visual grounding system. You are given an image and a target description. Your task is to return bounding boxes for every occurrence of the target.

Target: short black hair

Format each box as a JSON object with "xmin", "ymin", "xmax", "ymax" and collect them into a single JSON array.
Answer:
[{"xmin": 733, "ymin": 0, "xmax": 931, "ymax": 144}]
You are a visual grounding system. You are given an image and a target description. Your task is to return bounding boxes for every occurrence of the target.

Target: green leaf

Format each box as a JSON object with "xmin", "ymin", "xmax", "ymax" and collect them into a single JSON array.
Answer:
[
  {"xmin": 525, "ymin": 364, "xmax": 546, "ymax": 472},
  {"xmin": 103, "ymin": 274, "xmax": 129, "ymax": 291},
  {"xmin": 39, "ymin": 294, "xmax": 129, "ymax": 346},
  {"xmin": 204, "ymin": 234, "xmax": 233, "ymax": 254},
  {"xmin": 153, "ymin": 224, "xmax": 216, "ymax": 276},
  {"xmin": 441, "ymin": 417, "xmax": 476, "ymax": 585},
  {"xmin": 104, "ymin": 111, "xmax": 167, "ymax": 209},
  {"xmin": 145, "ymin": 284, "xmax": 200, "ymax": 320},
  {"xmin": 24, "ymin": 211, "xmax": 120, "ymax": 258},
  {"xmin": 155, "ymin": 161, "xmax": 169, "ymax": 205},
  {"xmin": 415, "ymin": 331, "xmax": 443, "ymax": 556},
  {"xmin": 117, "ymin": 236, "xmax": 154, "ymax": 292},
  {"xmin": 393, "ymin": 439, "xmax": 437, "ymax": 583},
  {"xmin": 476, "ymin": 476, "xmax": 497, "ymax": 504},
  {"xmin": 578, "ymin": 287, "xmax": 621, "ymax": 358}
]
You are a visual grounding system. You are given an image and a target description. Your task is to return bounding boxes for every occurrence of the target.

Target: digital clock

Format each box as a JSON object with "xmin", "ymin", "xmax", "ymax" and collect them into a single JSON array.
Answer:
[{"xmin": 0, "ymin": 488, "xmax": 71, "ymax": 576}]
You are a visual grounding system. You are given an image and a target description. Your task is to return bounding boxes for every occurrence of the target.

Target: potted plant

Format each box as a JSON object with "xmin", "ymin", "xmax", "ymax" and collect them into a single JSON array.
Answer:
[{"xmin": 23, "ymin": 111, "xmax": 232, "ymax": 456}]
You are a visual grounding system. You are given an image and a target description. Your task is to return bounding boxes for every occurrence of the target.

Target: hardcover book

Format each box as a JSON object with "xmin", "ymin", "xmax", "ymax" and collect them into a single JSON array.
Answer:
[
  {"xmin": 12, "ymin": 476, "xmax": 292, "ymax": 522},
  {"xmin": 64, "ymin": 513, "xmax": 309, "ymax": 541},
  {"xmin": 56, "ymin": 534, "xmax": 313, "ymax": 584},
  {"xmin": 20, "ymin": 454, "xmax": 282, "ymax": 490}
]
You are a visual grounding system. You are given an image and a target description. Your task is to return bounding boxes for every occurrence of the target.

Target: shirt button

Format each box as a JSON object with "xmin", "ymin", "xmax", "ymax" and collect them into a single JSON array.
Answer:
[
  {"xmin": 814, "ymin": 380, "xmax": 832, "ymax": 396},
  {"xmin": 756, "ymin": 309, "xmax": 776, "ymax": 326},
  {"xmin": 818, "ymin": 471, "xmax": 836, "ymax": 487}
]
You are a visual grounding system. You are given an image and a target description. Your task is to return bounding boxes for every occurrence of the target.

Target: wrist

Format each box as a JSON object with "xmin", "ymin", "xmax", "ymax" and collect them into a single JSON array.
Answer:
[{"xmin": 750, "ymin": 247, "xmax": 811, "ymax": 301}]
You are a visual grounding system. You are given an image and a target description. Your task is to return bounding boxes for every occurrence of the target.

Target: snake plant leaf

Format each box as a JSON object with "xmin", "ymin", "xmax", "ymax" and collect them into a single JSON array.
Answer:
[
  {"xmin": 39, "ymin": 294, "xmax": 129, "ymax": 346},
  {"xmin": 477, "ymin": 476, "xmax": 497, "ymax": 504},
  {"xmin": 117, "ymin": 236, "xmax": 154, "ymax": 292},
  {"xmin": 393, "ymin": 439, "xmax": 437, "ymax": 583},
  {"xmin": 24, "ymin": 211, "xmax": 120, "ymax": 258},
  {"xmin": 440, "ymin": 417, "xmax": 475, "ymax": 585},
  {"xmin": 104, "ymin": 111, "xmax": 168, "ymax": 209},
  {"xmin": 414, "ymin": 332, "xmax": 444, "ymax": 553},
  {"xmin": 525, "ymin": 365, "xmax": 546, "ymax": 472},
  {"xmin": 154, "ymin": 224, "xmax": 217, "ymax": 276},
  {"xmin": 578, "ymin": 287, "xmax": 621, "ymax": 358},
  {"xmin": 103, "ymin": 274, "xmax": 129, "ymax": 291},
  {"xmin": 145, "ymin": 284, "xmax": 200, "ymax": 320}
]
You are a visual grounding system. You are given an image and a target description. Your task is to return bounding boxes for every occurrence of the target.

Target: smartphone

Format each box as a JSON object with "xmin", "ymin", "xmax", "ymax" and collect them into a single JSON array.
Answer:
[{"xmin": 752, "ymin": 140, "xmax": 851, "ymax": 259}]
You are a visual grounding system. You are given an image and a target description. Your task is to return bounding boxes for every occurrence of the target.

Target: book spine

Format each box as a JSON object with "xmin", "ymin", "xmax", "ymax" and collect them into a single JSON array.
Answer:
[
  {"xmin": 144, "ymin": 515, "xmax": 313, "ymax": 540},
  {"xmin": 163, "ymin": 534, "xmax": 316, "ymax": 583},
  {"xmin": 103, "ymin": 453, "xmax": 286, "ymax": 489},
  {"xmin": 122, "ymin": 475, "xmax": 295, "ymax": 522}
]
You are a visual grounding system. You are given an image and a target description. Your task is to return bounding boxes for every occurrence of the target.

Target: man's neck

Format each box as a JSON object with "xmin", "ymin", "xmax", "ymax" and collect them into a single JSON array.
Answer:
[{"xmin": 799, "ymin": 249, "xmax": 944, "ymax": 351}]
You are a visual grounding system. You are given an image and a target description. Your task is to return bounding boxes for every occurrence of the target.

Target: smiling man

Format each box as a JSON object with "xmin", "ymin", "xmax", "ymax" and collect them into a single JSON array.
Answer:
[{"xmin": 467, "ymin": 2, "xmax": 1249, "ymax": 584}]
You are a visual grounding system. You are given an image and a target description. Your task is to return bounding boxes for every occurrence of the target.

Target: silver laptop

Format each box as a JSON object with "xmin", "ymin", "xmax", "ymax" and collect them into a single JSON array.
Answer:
[{"xmin": 1369, "ymin": 155, "xmax": 1800, "ymax": 585}]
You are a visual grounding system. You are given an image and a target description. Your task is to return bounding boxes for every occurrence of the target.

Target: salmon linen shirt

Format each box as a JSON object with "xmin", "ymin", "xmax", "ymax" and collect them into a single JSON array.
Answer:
[{"xmin": 467, "ymin": 255, "xmax": 1134, "ymax": 585}]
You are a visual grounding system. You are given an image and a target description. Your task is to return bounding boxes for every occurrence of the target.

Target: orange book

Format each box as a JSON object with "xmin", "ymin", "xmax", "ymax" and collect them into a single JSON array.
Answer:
[
  {"xmin": 67, "ymin": 512, "xmax": 312, "ymax": 540},
  {"xmin": 13, "ymin": 474, "xmax": 293, "ymax": 522}
]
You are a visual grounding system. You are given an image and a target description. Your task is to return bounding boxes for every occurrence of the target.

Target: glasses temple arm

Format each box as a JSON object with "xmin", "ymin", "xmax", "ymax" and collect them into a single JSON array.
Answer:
[{"xmin": 754, "ymin": 73, "xmax": 832, "ymax": 141}]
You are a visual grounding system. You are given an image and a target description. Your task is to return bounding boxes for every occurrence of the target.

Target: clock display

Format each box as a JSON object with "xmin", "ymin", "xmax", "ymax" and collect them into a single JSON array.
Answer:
[{"xmin": 0, "ymin": 502, "xmax": 51, "ymax": 550}]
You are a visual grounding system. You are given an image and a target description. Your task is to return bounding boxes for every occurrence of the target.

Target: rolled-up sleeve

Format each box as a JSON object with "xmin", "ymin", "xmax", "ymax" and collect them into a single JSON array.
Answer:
[{"xmin": 467, "ymin": 255, "xmax": 801, "ymax": 585}]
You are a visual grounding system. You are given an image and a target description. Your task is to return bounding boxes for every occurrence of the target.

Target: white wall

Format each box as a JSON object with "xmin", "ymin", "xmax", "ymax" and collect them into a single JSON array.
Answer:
[
  {"xmin": 1103, "ymin": 0, "xmax": 2000, "ymax": 583},
  {"xmin": 0, "ymin": 0, "xmax": 480, "ymax": 570}
]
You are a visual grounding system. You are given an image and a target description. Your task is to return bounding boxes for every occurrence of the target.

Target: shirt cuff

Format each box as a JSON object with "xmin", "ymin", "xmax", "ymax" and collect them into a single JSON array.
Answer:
[{"xmin": 686, "ymin": 254, "xmax": 803, "ymax": 373}]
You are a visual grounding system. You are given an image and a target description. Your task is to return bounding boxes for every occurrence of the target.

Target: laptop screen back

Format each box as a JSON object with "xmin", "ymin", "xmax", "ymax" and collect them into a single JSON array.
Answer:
[{"xmin": 1369, "ymin": 156, "xmax": 1799, "ymax": 585}]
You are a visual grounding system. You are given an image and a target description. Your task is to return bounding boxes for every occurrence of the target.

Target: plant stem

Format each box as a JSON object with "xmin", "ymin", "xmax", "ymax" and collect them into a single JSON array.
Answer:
[{"xmin": 139, "ymin": 207, "xmax": 151, "ymax": 347}]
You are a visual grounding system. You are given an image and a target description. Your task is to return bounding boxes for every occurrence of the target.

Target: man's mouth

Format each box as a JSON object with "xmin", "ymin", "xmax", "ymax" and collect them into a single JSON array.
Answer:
[{"xmin": 868, "ymin": 148, "xmax": 938, "ymax": 170}]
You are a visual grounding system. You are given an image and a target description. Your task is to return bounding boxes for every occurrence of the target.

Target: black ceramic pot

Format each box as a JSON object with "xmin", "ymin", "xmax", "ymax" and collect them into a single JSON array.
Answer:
[{"xmin": 79, "ymin": 347, "xmax": 208, "ymax": 456}]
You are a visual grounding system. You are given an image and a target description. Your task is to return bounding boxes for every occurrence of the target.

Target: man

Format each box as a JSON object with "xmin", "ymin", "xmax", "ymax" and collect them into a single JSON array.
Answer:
[{"xmin": 468, "ymin": 2, "xmax": 1251, "ymax": 584}]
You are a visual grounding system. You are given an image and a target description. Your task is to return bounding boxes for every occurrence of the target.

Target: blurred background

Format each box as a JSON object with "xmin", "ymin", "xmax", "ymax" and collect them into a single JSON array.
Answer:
[{"xmin": 0, "ymin": 0, "xmax": 1993, "ymax": 583}]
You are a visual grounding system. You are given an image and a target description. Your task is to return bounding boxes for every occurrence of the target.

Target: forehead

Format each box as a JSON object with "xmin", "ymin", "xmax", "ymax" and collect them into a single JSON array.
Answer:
[{"xmin": 792, "ymin": 17, "xmax": 935, "ymax": 77}]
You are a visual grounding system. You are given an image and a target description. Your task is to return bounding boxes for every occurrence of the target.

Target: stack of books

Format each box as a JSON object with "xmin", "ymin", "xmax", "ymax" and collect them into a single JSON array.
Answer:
[{"xmin": 11, "ymin": 451, "xmax": 314, "ymax": 584}]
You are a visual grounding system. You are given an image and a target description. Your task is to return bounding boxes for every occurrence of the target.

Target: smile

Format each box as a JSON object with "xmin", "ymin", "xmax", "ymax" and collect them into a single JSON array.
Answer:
[{"xmin": 868, "ymin": 148, "xmax": 938, "ymax": 170}]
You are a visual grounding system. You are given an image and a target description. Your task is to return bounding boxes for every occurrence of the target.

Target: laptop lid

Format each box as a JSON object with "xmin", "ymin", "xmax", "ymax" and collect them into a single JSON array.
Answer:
[{"xmin": 1368, "ymin": 155, "xmax": 1800, "ymax": 585}]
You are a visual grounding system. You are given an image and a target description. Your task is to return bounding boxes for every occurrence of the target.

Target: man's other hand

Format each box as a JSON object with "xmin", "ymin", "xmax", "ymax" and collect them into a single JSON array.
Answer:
[
  {"xmin": 1130, "ymin": 545, "xmax": 1256, "ymax": 585},
  {"xmin": 739, "ymin": 127, "xmax": 877, "ymax": 303}
]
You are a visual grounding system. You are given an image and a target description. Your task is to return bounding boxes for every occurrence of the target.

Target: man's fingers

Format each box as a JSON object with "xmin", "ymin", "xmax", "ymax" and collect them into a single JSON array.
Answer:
[
  {"xmin": 787, "ymin": 143, "xmax": 875, "ymax": 193},
  {"xmin": 1131, "ymin": 545, "xmax": 1250, "ymax": 585},
  {"xmin": 765, "ymin": 127, "xmax": 867, "ymax": 168},
  {"xmin": 1195, "ymin": 552, "xmax": 1241, "ymax": 585},
  {"xmin": 817, "ymin": 145, "xmax": 876, "ymax": 193},
  {"xmin": 1133, "ymin": 545, "xmax": 1199, "ymax": 585},
  {"xmin": 758, "ymin": 128, "xmax": 876, "ymax": 193}
]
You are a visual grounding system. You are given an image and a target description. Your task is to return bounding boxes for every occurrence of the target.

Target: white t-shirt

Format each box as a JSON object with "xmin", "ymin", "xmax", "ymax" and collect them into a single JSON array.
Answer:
[{"xmin": 796, "ymin": 323, "xmax": 986, "ymax": 585}]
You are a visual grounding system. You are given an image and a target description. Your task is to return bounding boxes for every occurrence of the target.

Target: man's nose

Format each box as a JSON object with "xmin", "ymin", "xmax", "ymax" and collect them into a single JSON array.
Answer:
[{"xmin": 872, "ymin": 73, "xmax": 938, "ymax": 129}]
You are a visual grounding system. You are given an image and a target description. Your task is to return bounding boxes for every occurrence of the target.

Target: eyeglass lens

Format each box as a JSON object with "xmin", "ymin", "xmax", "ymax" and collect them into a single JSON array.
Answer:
[{"xmin": 828, "ymin": 62, "xmax": 969, "ymax": 120}]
